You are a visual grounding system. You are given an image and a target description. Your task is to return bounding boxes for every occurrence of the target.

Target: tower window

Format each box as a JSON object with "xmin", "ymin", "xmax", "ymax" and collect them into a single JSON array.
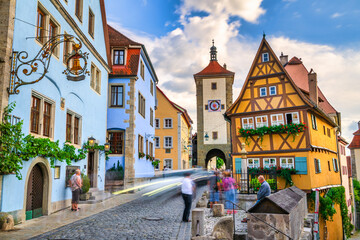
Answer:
[
  {"xmin": 211, "ymin": 82, "xmax": 217, "ymax": 90},
  {"xmin": 269, "ymin": 86, "xmax": 276, "ymax": 96},
  {"xmin": 212, "ymin": 132, "xmax": 218, "ymax": 140},
  {"xmin": 205, "ymin": 105, "xmax": 208, "ymax": 110},
  {"xmin": 262, "ymin": 53, "xmax": 269, "ymax": 62},
  {"xmin": 260, "ymin": 87, "xmax": 267, "ymax": 97}
]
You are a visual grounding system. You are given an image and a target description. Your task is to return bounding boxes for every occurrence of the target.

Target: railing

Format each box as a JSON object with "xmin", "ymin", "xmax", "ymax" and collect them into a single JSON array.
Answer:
[
  {"xmin": 225, "ymin": 200, "xmax": 293, "ymax": 240},
  {"xmin": 233, "ymin": 169, "xmax": 277, "ymax": 194}
]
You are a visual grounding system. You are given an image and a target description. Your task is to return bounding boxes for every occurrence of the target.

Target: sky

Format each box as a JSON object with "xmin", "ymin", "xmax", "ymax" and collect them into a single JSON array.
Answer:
[{"xmin": 105, "ymin": 0, "xmax": 360, "ymax": 144}]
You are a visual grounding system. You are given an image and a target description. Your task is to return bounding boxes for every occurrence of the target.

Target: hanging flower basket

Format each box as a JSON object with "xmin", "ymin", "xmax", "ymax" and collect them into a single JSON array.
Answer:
[{"xmin": 139, "ymin": 152, "xmax": 145, "ymax": 159}]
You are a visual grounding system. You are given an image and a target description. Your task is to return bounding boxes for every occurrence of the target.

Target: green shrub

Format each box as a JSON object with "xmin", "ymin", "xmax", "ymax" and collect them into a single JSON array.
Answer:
[{"xmin": 81, "ymin": 173, "xmax": 90, "ymax": 194}]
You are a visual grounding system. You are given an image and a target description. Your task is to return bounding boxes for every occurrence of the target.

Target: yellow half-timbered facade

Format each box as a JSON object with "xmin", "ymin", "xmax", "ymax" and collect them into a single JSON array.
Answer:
[{"xmin": 226, "ymin": 37, "xmax": 343, "ymax": 239}]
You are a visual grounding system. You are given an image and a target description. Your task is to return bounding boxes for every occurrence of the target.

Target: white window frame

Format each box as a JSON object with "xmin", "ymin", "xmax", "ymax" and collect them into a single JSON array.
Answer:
[
  {"xmin": 66, "ymin": 109, "xmax": 82, "ymax": 146},
  {"xmin": 255, "ymin": 115, "xmax": 268, "ymax": 128},
  {"xmin": 262, "ymin": 52, "xmax": 269, "ymax": 62},
  {"xmin": 90, "ymin": 63, "xmax": 101, "ymax": 94},
  {"xmin": 164, "ymin": 118, "xmax": 173, "ymax": 128},
  {"xmin": 164, "ymin": 159, "xmax": 173, "ymax": 169},
  {"xmin": 155, "ymin": 118, "xmax": 160, "ymax": 128},
  {"xmin": 154, "ymin": 137, "xmax": 160, "ymax": 148},
  {"xmin": 242, "ymin": 117, "xmax": 254, "ymax": 129},
  {"xmin": 260, "ymin": 87, "xmax": 267, "ymax": 97},
  {"xmin": 164, "ymin": 136, "xmax": 173, "ymax": 148},
  {"xmin": 285, "ymin": 112, "xmax": 300, "ymax": 124},
  {"xmin": 333, "ymin": 158, "xmax": 339, "ymax": 172},
  {"xmin": 311, "ymin": 114, "xmax": 318, "ymax": 130},
  {"xmin": 269, "ymin": 86, "xmax": 277, "ymax": 96},
  {"xmin": 263, "ymin": 158, "xmax": 276, "ymax": 168},
  {"xmin": 280, "ymin": 158, "xmax": 294, "ymax": 169},
  {"xmin": 248, "ymin": 158, "xmax": 260, "ymax": 168},
  {"xmin": 270, "ymin": 113, "xmax": 284, "ymax": 126},
  {"xmin": 315, "ymin": 158, "xmax": 321, "ymax": 173}
]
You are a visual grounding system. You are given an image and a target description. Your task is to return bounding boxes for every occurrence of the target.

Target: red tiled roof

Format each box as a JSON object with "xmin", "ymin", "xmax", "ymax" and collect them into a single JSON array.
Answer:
[
  {"xmin": 349, "ymin": 129, "xmax": 360, "ymax": 149},
  {"xmin": 108, "ymin": 25, "xmax": 141, "ymax": 46},
  {"xmin": 194, "ymin": 61, "xmax": 234, "ymax": 77},
  {"xmin": 285, "ymin": 57, "xmax": 337, "ymax": 115}
]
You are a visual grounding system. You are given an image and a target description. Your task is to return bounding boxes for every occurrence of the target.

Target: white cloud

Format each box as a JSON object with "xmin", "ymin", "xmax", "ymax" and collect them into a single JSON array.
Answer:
[
  {"xmin": 331, "ymin": 12, "xmax": 344, "ymax": 18},
  {"xmin": 109, "ymin": 0, "xmax": 359, "ymax": 144}
]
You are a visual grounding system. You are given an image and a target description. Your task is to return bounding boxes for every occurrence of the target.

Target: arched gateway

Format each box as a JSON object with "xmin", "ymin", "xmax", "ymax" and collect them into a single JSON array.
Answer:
[
  {"xmin": 205, "ymin": 149, "xmax": 226, "ymax": 169},
  {"xmin": 194, "ymin": 41, "xmax": 234, "ymax": 169}
]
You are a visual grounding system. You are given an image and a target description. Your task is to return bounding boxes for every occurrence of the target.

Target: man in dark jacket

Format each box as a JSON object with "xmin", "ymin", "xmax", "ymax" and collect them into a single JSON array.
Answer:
[{"xmin": 256, "ymin": 175, "xmax": 271, "ymax": 205}]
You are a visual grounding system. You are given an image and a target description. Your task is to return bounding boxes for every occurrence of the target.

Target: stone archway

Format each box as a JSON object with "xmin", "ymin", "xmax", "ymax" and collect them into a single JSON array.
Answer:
[
  {"xmin": 205, "ymin": 149, "xmax": 226, "ymax": 170},
  {"xmin": 22, "ymin": 157, "xmax": 52, "ymax": 222}
]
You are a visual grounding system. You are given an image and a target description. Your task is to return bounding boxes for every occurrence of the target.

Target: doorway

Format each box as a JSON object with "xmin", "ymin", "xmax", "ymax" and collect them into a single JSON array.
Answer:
[
  {"xmin": 88, "ymin": 151, "xmax": 95, "ymax": 187},
  {"xmin": 26, "ymin": 164, "xmax": 44, "ymax": 220}
]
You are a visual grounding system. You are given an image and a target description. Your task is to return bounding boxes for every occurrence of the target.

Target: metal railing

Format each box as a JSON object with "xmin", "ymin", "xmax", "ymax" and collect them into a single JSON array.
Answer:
[
  {"xmin": 225, "ymin": 200, "xmax": 293, "ymax": 240},
  {"xmin": 233, "ymin": 169, "xmax": 277, "ymax": 194}
]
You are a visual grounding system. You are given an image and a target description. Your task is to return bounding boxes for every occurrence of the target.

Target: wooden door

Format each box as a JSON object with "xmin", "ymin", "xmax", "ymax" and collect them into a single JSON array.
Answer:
[
  {"xmin": 87, "ymin": 152, "xmax": 94, "ymax": 187},
  {"xmin": 26, "ymin": 164, "xmax": 43, "ymax": 220}
]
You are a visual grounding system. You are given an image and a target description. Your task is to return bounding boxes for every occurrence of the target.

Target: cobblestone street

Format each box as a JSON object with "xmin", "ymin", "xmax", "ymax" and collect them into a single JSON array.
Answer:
[{"xmin": 31, "ymin": 185, "xmax": 206, "ymax": 240}]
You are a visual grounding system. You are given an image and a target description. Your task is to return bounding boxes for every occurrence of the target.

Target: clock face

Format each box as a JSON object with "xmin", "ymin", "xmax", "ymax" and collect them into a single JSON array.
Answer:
[{"xmin": 208, "ymin": 100, "xmax": 221, "ymax": 112}]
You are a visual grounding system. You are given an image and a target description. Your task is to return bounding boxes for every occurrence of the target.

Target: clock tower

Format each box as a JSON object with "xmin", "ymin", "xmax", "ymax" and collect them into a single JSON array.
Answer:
[{"xmin": 194, "ymin": 41, "xmax": 234, "ymax": 169}]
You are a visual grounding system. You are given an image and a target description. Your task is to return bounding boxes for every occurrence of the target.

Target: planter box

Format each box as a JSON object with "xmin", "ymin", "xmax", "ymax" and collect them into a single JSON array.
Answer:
[{"xmin": 80, "ymin": 192, "xmax": 91, "ymax": 201}]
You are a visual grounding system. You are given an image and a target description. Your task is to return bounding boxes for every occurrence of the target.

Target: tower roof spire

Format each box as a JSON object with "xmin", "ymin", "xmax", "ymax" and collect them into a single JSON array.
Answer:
[{"xmin": 210, "ymin": 39, "xmax": 217, "ymax": 61}]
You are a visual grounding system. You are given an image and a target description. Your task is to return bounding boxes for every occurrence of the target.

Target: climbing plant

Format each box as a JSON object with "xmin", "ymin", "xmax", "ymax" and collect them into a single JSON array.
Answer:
[
  {"xmin": 216, "ymin": 157, "xmax": 225, "ymax": 169},
  {"xmin": 309, "ymin": 186, "xmax": 353, "ymax": 238},
  {"xmin": 248, "ymin": 166, "xmax": 297, "ymax": 187}
]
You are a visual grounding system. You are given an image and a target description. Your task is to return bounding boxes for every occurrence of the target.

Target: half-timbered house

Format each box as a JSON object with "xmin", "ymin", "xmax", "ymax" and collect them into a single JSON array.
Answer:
[{"xmin": 226, "ymin": 36, "xmax": 343, "ymax": 239}]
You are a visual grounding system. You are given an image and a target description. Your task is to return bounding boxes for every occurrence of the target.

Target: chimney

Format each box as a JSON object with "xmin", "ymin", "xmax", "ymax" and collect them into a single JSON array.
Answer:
[
  {"xmin": 223, "ymin": 63, "xmax": 227, "ymax": 69},
  {"xmin": 279, "ymin": 52, "xmax": 288, "ymax": 66},
  {"xmin": 308, "ymin": 69, "xmax": 318, "ymax": 106}
]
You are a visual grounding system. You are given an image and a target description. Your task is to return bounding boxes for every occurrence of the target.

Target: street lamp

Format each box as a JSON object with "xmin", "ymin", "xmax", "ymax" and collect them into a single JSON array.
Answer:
[
  {"xmin": 104, "ymin": 142, "xmax": 110, "ymax": 152},
  {"xmin": 204, "ymin": 132, "xmax": 209, "ymax": 141},
  {"xmin": 88, "ymin": 136, "xmax": 96, "ymax": 147}
]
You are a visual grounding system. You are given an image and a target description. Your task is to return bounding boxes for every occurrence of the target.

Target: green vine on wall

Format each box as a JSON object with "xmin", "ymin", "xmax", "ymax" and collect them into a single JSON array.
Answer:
[
  {"xmin": 238, "ymin": 122, "xmax": 306, "ymax": 145},
  {"xmin": 0, "ymin": 103, "xmax": 109, "ymax": 180},
  {"xmin": 309, "ymin": 186, "xmax": 353, "ymax": 238}
]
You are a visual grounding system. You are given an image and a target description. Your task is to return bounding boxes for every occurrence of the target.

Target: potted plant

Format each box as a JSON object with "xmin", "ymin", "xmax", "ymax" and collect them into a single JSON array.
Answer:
[
  {"xmin": 139, "ymin": 152, "xmax": 145, "ymax": 159},
  {"xmin": 80, "ymin": 173, "xmax": 91, "ymax": 201}
]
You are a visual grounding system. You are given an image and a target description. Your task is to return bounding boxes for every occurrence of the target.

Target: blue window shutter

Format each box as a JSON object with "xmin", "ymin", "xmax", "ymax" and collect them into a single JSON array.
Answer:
[
  {"xmin": 235, "ymin": 158, "xmax": 242, "ymax": 173},
  {"xmin": 295, "ymin": 157, "xmax": 307, "ymax": 174}
]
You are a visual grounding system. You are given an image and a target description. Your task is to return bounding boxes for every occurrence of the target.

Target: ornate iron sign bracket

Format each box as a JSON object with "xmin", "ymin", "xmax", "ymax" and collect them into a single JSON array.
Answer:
[{"xmin": 8, "ymin": 34, "xmax": 89, "ymax": 95}]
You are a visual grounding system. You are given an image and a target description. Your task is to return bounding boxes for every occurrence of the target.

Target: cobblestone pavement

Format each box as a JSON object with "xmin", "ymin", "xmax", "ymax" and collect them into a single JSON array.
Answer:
[{"xmin": 31, "ymin": 185, "xmax": 207, "ymax": 240}]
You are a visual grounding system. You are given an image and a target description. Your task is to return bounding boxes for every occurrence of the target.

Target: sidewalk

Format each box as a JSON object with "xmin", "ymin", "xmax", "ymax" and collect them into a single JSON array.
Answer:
[{"xmin": 0, "ymin": 191, "xmax": 142, "ymax": 240}]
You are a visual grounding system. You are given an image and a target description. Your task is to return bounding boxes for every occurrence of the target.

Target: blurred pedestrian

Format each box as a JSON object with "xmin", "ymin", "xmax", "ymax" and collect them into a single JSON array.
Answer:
[
  {"xmin": 222, "ymin": 171, "xmax": 236, "ymax": 211},
  {"xmin": 209, "ymin": 171, "xmax": 221, "ymax": 208},
  {"xmin": 70, "ymin": 169, "xmax": 82, "ymax": 211},
  {"xmin": 181, "ymin": 172, "xmax": 195, "ymax": 222}
]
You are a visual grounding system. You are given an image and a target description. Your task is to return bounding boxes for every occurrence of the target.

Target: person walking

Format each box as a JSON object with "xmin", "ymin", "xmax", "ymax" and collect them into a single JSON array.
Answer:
[
  {"xmin": 209, "ymin": 171, "xmax": 221, "ymax": 208},
  {"xmin": 222, "ymin": 171, "xmax": 236, "ymax": 211},
  {"xmin": 181, "ymin": 172, "xmax": 195, "ymax": 222},
  {"xmin": 70, "ymin": 169, "xmax": 82, "ymax": 211},
  {"xmin": 255, "ymin": 175, "xmax": 271, "ymax": 205}
]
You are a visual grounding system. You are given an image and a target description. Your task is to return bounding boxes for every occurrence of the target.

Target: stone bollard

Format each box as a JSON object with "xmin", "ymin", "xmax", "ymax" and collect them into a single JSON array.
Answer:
[
  {"xmin": 213, "ymin": 204, "xmax": 225, "ymax": 217},
  {"xmin": 0, "ymin": 212, "xmax": 14, "ymax": 231},
  {"xmin": 211, "ymin": 216, "xmax": 234, "ymax": 240},
  {"xmin": 192, "ymin": 208, "xmax": 205, "ymax": 237},
  {"xmin": 196, "ymin": 196, "xmax": 208, "ymax": 208}
]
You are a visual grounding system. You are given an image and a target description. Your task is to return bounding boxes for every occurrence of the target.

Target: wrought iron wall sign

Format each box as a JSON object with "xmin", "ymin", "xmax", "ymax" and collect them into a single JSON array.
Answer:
[{"xmin": 8, "ymin": 34, "xmax": 89, "ymax": 95}]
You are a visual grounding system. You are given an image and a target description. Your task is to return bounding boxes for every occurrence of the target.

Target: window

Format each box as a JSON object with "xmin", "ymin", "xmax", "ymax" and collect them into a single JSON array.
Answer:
[
  {"xmin": 164, "ymin": 136, "xmax": 172, "ymax": 148},
  {"xmin": 280, "ymin": 158, "xmax": 294, "ymax": 169},
  {"xmin": 150, "ymin": 108, "xmax": 153, "ymax": 126},
  {"xmin": 333, "ymin": 158, "xmax": 339, "ymax": 172},
  {"xmin": 327, "ymin": 128, "xmax": 331, "ymax": 137},
  {"xmin": 311, "ymin": 114, "xmax": 317, "ymax": 130},
  {"xmin": 323, "ymin": 126, "xmax": 326, "ymax": 135},
  {"xmin": 66, "ymin": 111, "xmax": 82, "ymax": 144},
  {"xmin": 110, "ymin": 85, "xmax": 124, "ymax": 107},
  {"xmin": 328, "ymin": 161, "xmax": 331, "ymax": 171},
  {"xmin": 140, "ymin": 60, "xmax": 145, "ymax": 80},
  {"xmin": 113, "ymin": 50, "xmax": 124, "ymax": 65},
  {"xmin": 75, "ymin": 0, "xmax": 83, "ymax": 21},
  {"xmin": 262, "ymin": 52, "xmax": 269, "ymax": 62},
  {"xmin": 91, "ymin": 64, "xmax": 101, "ymax": 94},
  {"xmin": 269, "ymin": 86, "xmax": 277, "ymax": 96},
  {"xmin": 88, "ymin": 8, "xmax": 95, "ymax": 37},
  {"xmin": 154, "ymin": 137, "xmax": 160, "ymax": 148},
  {"xmin": 150, "ymin": 80, "xmax": 154, "ymax": 95},
  {"xmin": 285, "ymin": 112, "xmax": 299, "ymax": 124},
  {"xmin": 205, "ymin": 105, "xmax": 208, "ymax": 110},
  {"xmin": 211, "ymin": 82, "xmax": 217, "ymax": 90},
  {"xmin": 149, "ymin": 142, "xmax": 153, "ymax": 156},
  {"xmin": 164, "ymin": 159, "xmax": 172, "ymax": 169},
  {"xmin": 30, "ymin": 93, "xmax": 54, "ymax": 138},
  {"xmin": 63, "ymin": 32, "xmax": 72, "ymax": 64},
  {"xmin": 212, "ymin": 132, "xmax": 218, "ymax": 140},
  {"xmin": 271, "ymin": 114, "xmax": 284, "ymax": 126},
  {"xmin": 263, "ymin": 158, "xmax": 276, "ymax": 168},
  {"xmin": 260, "ymin": 87, "xmax": 267, "ymax": 97},
  {"xmin": 138, "ymin": 93, "xmax": 145, "ymax": 117},
  {"xmin": 221, "ymin": 104, "xmax": 225, "ymax": 110},
  {"xmin": 242, "ymin": 117, "xmax": 254, "ymax": 129},
  {"xmin": 36, "ymin": 7, "xmax": 46, "ymax": 43},
  {"xmin": 155, "ymin": 159, "xmax": 160, "ymax": 170},
  {"xmin": 108, "ymin": 131, "xmax": 124, "ymax": 154},
  {"xmin": 315, "ymin": 158, "xmax": 321, "ymax": 173},
  {"xmin": 146, "ymin": 140, "xmax": 148, "ymax": 155},
  {"xmin": 165, "ymin": 149, "xmax": 171, "ymax": 153},
  {"xmin": 248, "ymin": 158, "xmax": 260, "ymax": 168},
  {"xmin": 255, "ymin": 116, "xmax": 268, "ymax": 128},
  {"xmin": 164, "ymin": 118, "xmax": 172, "ymax": 128},
  {"xmin": 155, "ymin": 119, "xmax": 160, "ymax": 128},
  {"xmin": 138, "ymin": 135, "xmax": 144, "ymax": 153}
]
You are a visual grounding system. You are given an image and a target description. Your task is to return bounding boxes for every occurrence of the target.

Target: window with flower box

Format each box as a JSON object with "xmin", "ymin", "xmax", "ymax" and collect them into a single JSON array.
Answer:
[
  {"xmin": 271, "ymin": 114, "xmax": 284, "ymax": 126},
  {"xmin": 285, "ymin": 112, "xmax": 299, "ymax": 124},
  {"xmin": 242, "ymin": 117, "xmax": 254, "ymax": 129},
  {"xmin": 255, "ymin": 116, "xmax": 268, "ymax": 128},
  {"xmin": 248, "ymin": 158, "xmax": 260, "ymax": 168},
  {"xmin": 280, "ymin": 158, "xmax": 294, "ymax": 169},
  {"xmin": 263, "ymin": 158, "xmax": 276, "ymax": 168}
]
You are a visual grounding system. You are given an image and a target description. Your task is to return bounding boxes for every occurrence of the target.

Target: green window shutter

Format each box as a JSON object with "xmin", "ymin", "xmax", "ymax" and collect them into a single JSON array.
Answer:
[
  {"xmin": 235, "ymin": 158, "xmax": 242, "ymax": 173},
  {"xmin": 295, "ymin": 157, "xmax": 307, "ymax": 174}
]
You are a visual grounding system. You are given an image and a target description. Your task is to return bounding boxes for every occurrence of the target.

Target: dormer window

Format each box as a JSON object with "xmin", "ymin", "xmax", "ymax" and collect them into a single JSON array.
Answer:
[
  {"xmin": 262, "ymin": 52, "xmax": 269, "ymax": 62},
  {"xmin": 113, "ymin": 50, "xmax": 124, "ymax": 65}
]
